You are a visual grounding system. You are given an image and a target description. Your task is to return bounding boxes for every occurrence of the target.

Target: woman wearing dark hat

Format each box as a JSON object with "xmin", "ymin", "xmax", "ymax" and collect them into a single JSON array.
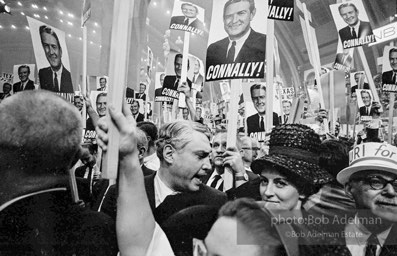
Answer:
[
  {"xmin": 250, "ymin": 124, "xmax": 351, "ymax": 256},
  {"xmin": 251, "ymin": 124, "xmax": 334, "ymax": 210}
]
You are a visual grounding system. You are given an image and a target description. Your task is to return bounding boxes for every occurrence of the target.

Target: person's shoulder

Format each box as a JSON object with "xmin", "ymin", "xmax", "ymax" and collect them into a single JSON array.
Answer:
[
  {"xmin": 39, "ymin": 66, "xmax": 51, "ymax": 74},
  {"xmin": 339, "ymin": 25, "xmax": 350, "ymax": 33},
  {"xmin": 247, "ymin": 113, "xmax": 258, "ymax": 121},
  {"xmin": 383, "ymin": 70, "xmax": 393, "ymax": 76},
  {"xmin": 170, "ymin": 15, "xmax": 184, "ymax": 22},
  {"xmin": 199, "ymin": 184, "xmax": 227, "ymax": 200},
  {"xmin": 250, "ymin": 29, "xmax": 266, "ymax": 39},
  {"xmin": 208, "ymin": 37, "xmax": 229, "ymax": 49}
]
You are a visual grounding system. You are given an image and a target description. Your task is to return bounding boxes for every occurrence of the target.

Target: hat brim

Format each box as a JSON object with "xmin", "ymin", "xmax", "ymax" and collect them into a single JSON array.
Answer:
[
  {"xmin": 337, "ymin": 162, "xmax": 397, "ymax": 185},
  {"xmin": 251, "ymin": 154, "xmax": 333, "ymax": 186}
]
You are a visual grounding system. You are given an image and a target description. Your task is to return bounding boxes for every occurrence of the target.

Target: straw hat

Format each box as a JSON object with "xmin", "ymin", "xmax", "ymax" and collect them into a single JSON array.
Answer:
[
  {"xmin": 251, "ymin": 124, "xmax": 333, "ymax": 186},
  {"xmin": 337, "ymin": 142, "xmax": 397, "ymax": 185}
]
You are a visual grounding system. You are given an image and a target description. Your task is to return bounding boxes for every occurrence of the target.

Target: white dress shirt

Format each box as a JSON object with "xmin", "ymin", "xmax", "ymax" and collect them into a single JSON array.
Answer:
[
  {"xmin": 227, "ymin": 28, "xmax": 251, "ymax": 62},
  {"xmin": 345, "ymin": 214, "xmax": 391, "ymax": 256}
]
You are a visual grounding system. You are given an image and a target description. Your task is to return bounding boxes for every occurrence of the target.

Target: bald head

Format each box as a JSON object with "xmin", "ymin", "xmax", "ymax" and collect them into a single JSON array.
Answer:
[{"xmin": 0, "ymin": 91, "xmax": 82, "ymax": 173}]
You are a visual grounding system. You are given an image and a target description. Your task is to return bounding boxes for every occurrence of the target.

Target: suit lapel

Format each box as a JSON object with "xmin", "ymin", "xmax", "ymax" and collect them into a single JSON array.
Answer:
[{"xmin": 144, "ymin": 172, "xmax": 156, "ymax": 211}]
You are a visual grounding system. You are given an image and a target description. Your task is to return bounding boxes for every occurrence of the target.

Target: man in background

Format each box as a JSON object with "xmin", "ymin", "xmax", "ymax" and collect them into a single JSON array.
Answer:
[
  {"xmin": 0, "ymin": 83, "xmax": 12, "ymax": 101},
  {"xmin": 38, "ymin": 25, "xmax": 73, "ymax": 93},
  {"xmin": 13, "ymin": 65, "xmax": 35, "ymax": 93},
  {"xmin": 135, "ymin": 83, "xmax": 147, "ymax": 101},
  {"xmin": 131, "ymin": 100, "xmax": 145, "ymax": 122},
  {"xmin": 163, "ymin": 54, "xmax": 192, "ymax": 91},
  {"xmin": 246, "ymin": 84, "xmax": 279, "ymax": 136},
  {"xmin": 206, "ymin": 0, "xmax": 266, "ymax": 67},
  {"xmin": 382, "ymin": 48, "xmax": 397, "ymax": 85}
]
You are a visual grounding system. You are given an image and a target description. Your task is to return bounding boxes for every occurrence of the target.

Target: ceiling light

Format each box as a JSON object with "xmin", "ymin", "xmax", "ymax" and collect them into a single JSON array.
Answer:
[
  {"xmin": 32, "ymin": 4, "xmax": 38, "ymax": 9},
  {"xmin": 17, "ymin": 2, "xmax": 22, "ymax": 6},
  {"xmin": 25, "ymin": 26, "xmax": 29, "ymax": 30},
  {"xmin": 67, "ymin": 21, "xmax": 73, "ymax": 26},
  {"xmin": 59, "ymin": 10, "xmax": 63, "ymax": 15},
  {"xmin": 0, "ymin": 1, "xmax": 11, "ymax": 14},
  {"xmin": 20, "ymin": 11, "xmax": 24, "ymax": 15},
  {"xmin": 60, "ymin": 19, "xmax": 63, "ymax": 23},
  {"xmin": 43, "ymin": 6, "xmax": 47, "ymax": 11},
  {"xmin": 44, "ymin": 15, "xmax": 48, "ymax": 19},
  {"xmin": 68, "ymin": 13, "xmax": 74, "ymax": 18},
  {"xmin": 11, "ymin": 24, "xmax": 16, "ymax": 29}
]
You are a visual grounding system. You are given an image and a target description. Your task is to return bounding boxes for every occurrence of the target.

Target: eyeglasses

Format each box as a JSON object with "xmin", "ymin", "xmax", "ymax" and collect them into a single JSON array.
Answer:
[{"xmin": 353, "ymin": 176, "xmax": 397, "ymax": 190}]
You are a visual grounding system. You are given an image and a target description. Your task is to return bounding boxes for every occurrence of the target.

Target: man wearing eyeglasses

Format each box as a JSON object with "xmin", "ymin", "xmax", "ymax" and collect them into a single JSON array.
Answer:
[
  {"xmin": 337, "ymin": 142, "xmax": 397, "ymax": 256},
  {"xmin": 238, "ymin": 136, "xmax": 259, "ymax": 174}
]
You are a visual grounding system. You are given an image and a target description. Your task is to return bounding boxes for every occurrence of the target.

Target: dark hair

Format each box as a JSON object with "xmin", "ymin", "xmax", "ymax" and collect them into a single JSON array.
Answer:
[
  {"xmin": 338, "ymin": 2, "xmax": 358, "ymax": 14},
  {"xmin": 137, "ymin": 121, "xmax": 158, "ymax": 148},
  {"xmin": 131, "ymin": 99, "xmax": 140, "ymax": 108},
  {"xmin": 360, "ymin": 90, "xmax": 371, "ymax": 100},
  {"xmin": 282, "ymin": 100, "xmax": 292, "ymax": 106},
  {"xmin": 100, "ymin": 77, "xmax": 107, "ymax": 83},
  {"xmin": 39, "ymin": 25, "xmax": 61, "ymax": 49},
  {"xmin": 174, "ymin": 53, "xmax": 190, "ymax": 69},
  {"xmin": 250, "ymin": 83, "xmax": 265, "ymax": 97},
  {"xmin": 389, "ymin": 48, "xmax": 397, "ymax": 58},
  {"xmin": 224, "ymin": 0, "xmax": 255, "ymax": 17},
  {"xmin": 18, "ymin": 65, "xmax": 30, "ymax": 74},
  {"xmin": 319, "ymin": 139, "xmax": 349, "ymax": 180},
  {"xmin": 96, "ymin": 92, "xmax": 107, "ymax": 103}
]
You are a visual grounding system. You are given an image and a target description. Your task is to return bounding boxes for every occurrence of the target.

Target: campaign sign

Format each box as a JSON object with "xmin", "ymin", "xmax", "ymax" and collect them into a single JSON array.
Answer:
[{"xmin": 268, "ymin": 0, "xmax": 294, "ymax": 21}]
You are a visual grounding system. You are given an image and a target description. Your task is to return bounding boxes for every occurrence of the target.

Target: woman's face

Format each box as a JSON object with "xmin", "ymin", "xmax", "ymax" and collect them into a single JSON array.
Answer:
[{"xmin": 259, "ymin": 166, "xmax": 304, "ymax": 211}]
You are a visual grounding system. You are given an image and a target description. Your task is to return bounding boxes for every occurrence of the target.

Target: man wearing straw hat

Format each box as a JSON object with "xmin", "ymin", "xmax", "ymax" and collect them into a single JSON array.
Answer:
[{"xmin": 337, "ymin": 142, "xmax": 397, "ymax": 256}]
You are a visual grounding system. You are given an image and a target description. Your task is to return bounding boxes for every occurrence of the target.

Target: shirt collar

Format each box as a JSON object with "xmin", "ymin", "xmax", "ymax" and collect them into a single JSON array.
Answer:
[
  {"xmin": 154, "ymin": 172, "xmax": 177, "ymax": 207},
  {"xmin": 52, "ymin": 65, "xmax": 63, "ymax": 78},
  {"xmin": 228, "ymin": 28, "xmax": 251, "ymax": 61},
  {"xmin": 345, "ymin": 214, "xmax": 392, "ymax": 253},
  {"xmin": 350, "ymin": 20, "xmax": 361, "ymax": 36}
]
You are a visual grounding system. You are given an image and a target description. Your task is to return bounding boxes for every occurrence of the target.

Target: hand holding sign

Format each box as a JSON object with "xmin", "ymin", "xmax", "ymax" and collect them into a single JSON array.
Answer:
[{"xmin": 178, "ymin": 81, "xmax": 192, "ymax": 98}]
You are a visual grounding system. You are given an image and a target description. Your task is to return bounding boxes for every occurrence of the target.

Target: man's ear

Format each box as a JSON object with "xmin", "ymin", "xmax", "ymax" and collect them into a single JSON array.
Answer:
[
  {"xmin": 138, "ymin": 146, "xmax": 146, "ymax": 160},
  {"xmin": 163, "ymin": 144, "xmax": 174, "ymax": 164},
  {"xmin": 250, "ymin": 8, "xmax": 256, "ymax": 20},
  {"xmin": 344, "ymin": 182, "xmax": 354, "ymax": 200}
]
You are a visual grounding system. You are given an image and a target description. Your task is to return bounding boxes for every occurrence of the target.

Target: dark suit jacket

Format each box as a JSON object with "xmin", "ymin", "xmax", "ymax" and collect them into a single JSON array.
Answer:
[
  {"xmin": 247, "ymin": 112, "xmax": 280, "ymax": 135},
  {"xmin": 359, "ymin": 105, "xmax": 378, "ymax": 116},
  {"xmin": 13, "ymin": 80, "xmax": 35, "ymax": 93},
  {"xmin": 38, "ymin": 66, "xmax": 74, "ymax": 93},
  {"xmin": 339, "ymin": 21, "xmax": 373, "ymax": 47},
  {"xmin": 134, "ymin": 112, "xmax": 145, "ymax": 122},
  {"xmin": 382, "ymin": 70, "xmax": 396, "ymax": 85},
  {"xmin": 206, "ymin": 29, "xmax": 266, "ymax": 68},
  {"xmin": 0, "ymin": 188, "xmax": 118, "ymax": 256},
  {"xmin": 135, "ymin": 93, "xmax": 146, "ymax": 101},
  {"xmin": 163, "ymin": 75, "xmax": 192, "ymax": 90},
  {"xmin": 170, "ymin": 15, "xmax": 205, "ymax": 33},
  {"xmin": 100, "ymin": 172, "xmax": 227, "ymax": 223}
]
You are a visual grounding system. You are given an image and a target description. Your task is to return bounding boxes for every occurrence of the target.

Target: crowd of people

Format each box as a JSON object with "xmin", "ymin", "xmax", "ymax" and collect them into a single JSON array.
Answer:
[{"xmin": 1, "ymin": 88, "xmax": 397, "ymax": 256}]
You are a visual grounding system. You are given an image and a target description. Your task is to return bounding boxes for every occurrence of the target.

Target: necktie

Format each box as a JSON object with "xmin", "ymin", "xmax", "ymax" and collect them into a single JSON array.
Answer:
[
  {"xmin": 393, "ymin": 73, "xmax": 397, "ymax": 84},
  {"xmin": 184, "ymin": 18, "xmax": 189, "ymax": 25},
  {"xmin": 367, "ymin": 107, "xmax": 370, "ymax": 116},
  {"xmin": 227, "ymin": 41, "xmax": 236, "ymax": 63},
  {"xmin": 210, "ymin": 174, "xmax": 222, "ymax": 188},
  {"xmin": 352, "ymin": 27, "xmax": 357, "ymax": 38},
  {"xmin": 174, "ymin": 79, "xmax": 179, "ymax": 90},
  {"xmin": 20, "ymin": 82, "xmax": 24, "ymax": 91},
  {"xmin": 365, "ymin": 234, "xmax": 379, "ymax": 256},
  {"xmin": 260, "ymin": 117, "xmax": 265, "ymax": 131},
  {"xmin": 53, "ymin": 73, "xmax": 59, "ymax": 92}
]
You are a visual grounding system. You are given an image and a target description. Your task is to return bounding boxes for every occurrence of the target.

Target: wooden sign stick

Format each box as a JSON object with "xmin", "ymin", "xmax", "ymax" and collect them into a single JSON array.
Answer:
[
  {"xmin": 102, "ymin": 0, "xmax": 135, "ymax": 179},
  {"xmin": 266, "ymin": 18, "xmax": 275, "ymax": 131}
]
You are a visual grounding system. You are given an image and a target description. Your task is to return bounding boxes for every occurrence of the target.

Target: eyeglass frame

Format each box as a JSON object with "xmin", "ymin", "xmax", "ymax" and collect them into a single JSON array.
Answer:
[{"xmin": 350, "ymin": 175, "xmax": 397, "ymax": 190}]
